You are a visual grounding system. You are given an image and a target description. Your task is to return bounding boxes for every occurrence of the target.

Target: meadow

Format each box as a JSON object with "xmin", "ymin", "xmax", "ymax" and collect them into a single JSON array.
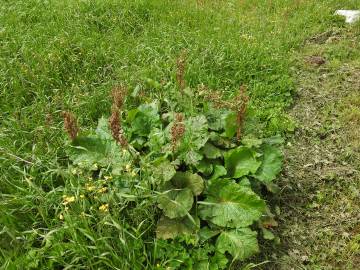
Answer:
[{"xmin": 1, "ymin": 0, "xmax": 359, "ymax": 269}]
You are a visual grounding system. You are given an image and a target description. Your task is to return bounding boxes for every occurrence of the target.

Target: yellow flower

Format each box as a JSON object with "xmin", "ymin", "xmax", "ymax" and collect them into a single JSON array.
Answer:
[
  {"xmin": 99, "ymin": 204, "xmax": 109, "ymax": 212},
  {"xmin": 98, "ymin": 187, "xmax": 107, "ymax": 193},
  {"xmin": 59, "ymin": 213, "xmax": 64, "ymax": 220},
  {"xmin": 62, "ymin": 196, "xmax": 75, "ymax": 205},
  {"xmin": 91, "ymin": 163, "xmax": 98, "ymax": 170},
  {"xmin": 80, "ymin": 194, "xmax": 85, "ymax": 199},
  {"xmin": 104, "ymin": 175, "xmax": 113, "ymax": 181},
  {"xmin": 131, "ymin": 170, "xmax": 137, "ymax": 177},
  {"xmin": 85, "ymin": 183, "xmax": 95, "ymax": 192},
  {"xmin": 125, "ymin": 164, "xmax": 131, "ymax": 171}
]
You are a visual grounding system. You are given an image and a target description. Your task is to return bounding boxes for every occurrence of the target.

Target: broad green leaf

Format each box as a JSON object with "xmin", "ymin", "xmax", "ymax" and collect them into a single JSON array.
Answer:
[
  {"xmin": 238, "ymin": 178, "xmax": 253, "ymax": 193},
  {"xmin": 68, "ymin": 135, "xmax": 123, "ymax": 170},
  {"xmin": 156, "ymin": 215, "xmax": 199, "ymax": 240},
  {"xmin": 241, "ymin": 136, "xmax": 263, "ymax": 148},
  {"xmin": 202, "ymin": 142, "xmax": 223, "ymax": 159},
  {"xmin": 253, "ymin": 144, "xmax": 283, "ymax": 183},
  {"xmin": 199, "ymin": 179, "xmax": 265, "ymax": 228},
  {"xmin": 95, "ymin": 117, "xmax": 113, "ymax": 140},
  {"xmin": 126, "ymin": 108, "xmax": 138, "ymax": 122},
  {"xmin": 131, "ymin": 101, "xmax": 161, "ymax": 136},
  {"xmin": 209, "ymin": 132, "xmax": 236, "ymax": 149},
  {"xmin": 184, "ymin": 115, "xmax": 209, "ymax": 149},
  {"xmin": 147, "ymin": 128, "xmax": 166, "ymax": 153},
  {"xmin": 152, "ymin": 160, "xmax": 176, "ymax": 183},
  {"xmin": 199, "ymin": 227, "xmax": 221, "ymax": 242},
  {"xmin": 171, "ymin": 172, "xmax": 204, "ymax": 196},
  {"xmin": 175, "ymin": 115, "xmax": 209, "ymax": 165},
  {"xmin": 183, "ymin": 150, "xmax": 203, "ymax": 166},
  {"xmin": 131, "ymin": 137, "xmax": 146, "ymax": 149},
  {"xmin": 194, "ymin": 261, "xmax": 209, "ymax": 270},
  {"xmin": 210, "ymin": 252, "xmax": 228, "ymax": 270},
  {"xmin": 206, "ymin": 108, "xmax": 231, "ymax": 131},
  {"xmin": 224, "ymin": 146, "xmax": 261, "ymax": 178},
  {"xmin": 196, "ymin": 159, "xmax": 213, "ymax": 176},
  {"xmin": 216, "ymin": 228, "xmax": 259, "ymax": 260},
  {"xmin": 263, "ymin": 135, "xmax": 284, "ymax": 145},
  {"xmin": 209, "ymin": 165, "xmax": 227, "ymax": 180},
  {"xmin": 158, "ymin": 188, "xmax": 193, "ymax": 219},
  {"xmin": 224, "ymin": 112, "xmax": 237, "ymax": 138}
]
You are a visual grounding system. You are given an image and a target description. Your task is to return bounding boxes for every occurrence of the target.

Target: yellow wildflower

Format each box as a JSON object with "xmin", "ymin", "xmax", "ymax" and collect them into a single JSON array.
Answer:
[
  {"xmin": 99, "ymin": 204, "xmax": 109, "ymax": 212},
  {"xmin": 62, "ymin": 196, "xmax": 75, "ymax": 205},
  {"xmin": 91, "ymin": 163, "xmax": 98, "ymax": 170},
  {"xmin": 125, "ymin": 164, "xmax": 131, "ymax": 171},
  {"xmin": 131, "ymin": 170, "xmax": 137, "ymax": 177},
  {"xmin": 59, "ymin": 213, "xmax": 64, "ymax": 220},
  {"xmin": 104, "ymin": 175, "xmax": 113, "ymax": 181},
  {"xmin": 98, "ymin": 187, "xmax": 107, "ymax": 193},
  {"xmin": 80, "ymin": 194, "xmax": 85, "ymax": 199},
  {"xmin": 85, "ymin": 183, "xmax": 96, "ymax": 192}
]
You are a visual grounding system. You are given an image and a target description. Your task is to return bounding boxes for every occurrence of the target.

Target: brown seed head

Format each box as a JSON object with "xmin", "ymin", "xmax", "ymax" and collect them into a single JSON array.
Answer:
[
  {"xmin": 171, "ymin": 113, "xmax": 185, "ymax": 151},
  {"xmin": 111, "ymin": 85, "xmax": 127, "ymax": 109},
  {"xmin": 108, "ymin": 105, "xmax": 128, "ymax": 147},
  {"xmin": 62, "ymin": 111, "xmax": 79, "ymax": 140},
  {"xmin": 109, "ymin": 105, "xmax": 120, "ymax": 143},
  {"xmin": 234, "ymin": 86, "xmax": 249, "ymax": 140}
]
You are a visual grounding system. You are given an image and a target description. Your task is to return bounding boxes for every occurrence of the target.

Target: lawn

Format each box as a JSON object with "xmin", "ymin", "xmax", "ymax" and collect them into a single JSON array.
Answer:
[{"xmin": 1, "ymin": 0, "xmax": 359, "ymax": 269}]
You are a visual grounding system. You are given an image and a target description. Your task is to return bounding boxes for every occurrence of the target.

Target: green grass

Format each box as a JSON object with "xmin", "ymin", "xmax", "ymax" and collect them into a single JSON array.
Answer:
[{"xmin": 1, "ymin": 0, "xmax": 359, "ymax": 269}]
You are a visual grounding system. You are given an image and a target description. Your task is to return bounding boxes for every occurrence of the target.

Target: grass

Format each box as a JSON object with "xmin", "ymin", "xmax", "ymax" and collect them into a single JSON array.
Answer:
[
  {"xmin": 1, "ymin": 0, "xmax": 360, "ymax": 269},
  {"xmin": 272, "ymin": 24, "xmax": 360, "ymax": 269}
]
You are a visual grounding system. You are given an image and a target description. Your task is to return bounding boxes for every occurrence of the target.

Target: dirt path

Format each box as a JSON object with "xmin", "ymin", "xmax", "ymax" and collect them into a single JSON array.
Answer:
[{"xmin": 271, "ymin": 27, "xmax": 360, "ymax": 270}]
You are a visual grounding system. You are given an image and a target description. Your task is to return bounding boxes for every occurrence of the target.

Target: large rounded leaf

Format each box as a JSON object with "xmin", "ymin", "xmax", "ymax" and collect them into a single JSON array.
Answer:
[
  {"xmin": 171, "ymin": 172, "xmax": 204, "ymax": 196},
  {"xmin": 152, "ymin": 160, "xmax": 176, "ymax": 184},
  {"xmin": 175, "ymin": 115, "xmax": 209, "ymax": 166},
  {"xmin": 157, "ymin": 188, "xmax": 194, "ymax": 219},
  {"xmin": 216, "ymin": 228, "xmax": 259, "ymax": 260},
  {"xmin": 224, "ymin": 112, "xmax": 237, "ymax": 138},
  {"xmin": 130, "ymin": 102, "xmax": 161, "ymax": 136},
  {"xmin": 156, "ymin": 215, "xmax": 199, "ymax": 240},
  {"xmin": 68, "ymin": 135, "xmax": 122, "ymax": 170},
  {"xmin": 224, "ymin": 146, "xmax": 261, "ymax": 178},
  {"xmin": 254, "ymin": 144, "xmax": 283, "ymax": 182},
  {"xmin": 209, "ymin": 165, "xmax": 227, "ymax": 180},
  {"xmin": 199, "ymin": 179, "xmax": 265, "ymax": 228},
  {"xmin": 201, "ymin": 142, "xmax": 223, "ymax": 159}
]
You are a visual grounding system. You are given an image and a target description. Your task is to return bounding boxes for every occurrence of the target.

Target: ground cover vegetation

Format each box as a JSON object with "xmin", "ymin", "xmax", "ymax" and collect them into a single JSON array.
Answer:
[{"xmin": 1, "ymin": 0, "xmax": 359, "ymax": 269}]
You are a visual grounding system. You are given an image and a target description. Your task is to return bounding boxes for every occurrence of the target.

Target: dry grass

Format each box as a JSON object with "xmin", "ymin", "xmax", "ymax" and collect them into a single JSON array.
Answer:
[{"xmin": 267, "ymin": 27, "xmax": 360, "ymax": 270}]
